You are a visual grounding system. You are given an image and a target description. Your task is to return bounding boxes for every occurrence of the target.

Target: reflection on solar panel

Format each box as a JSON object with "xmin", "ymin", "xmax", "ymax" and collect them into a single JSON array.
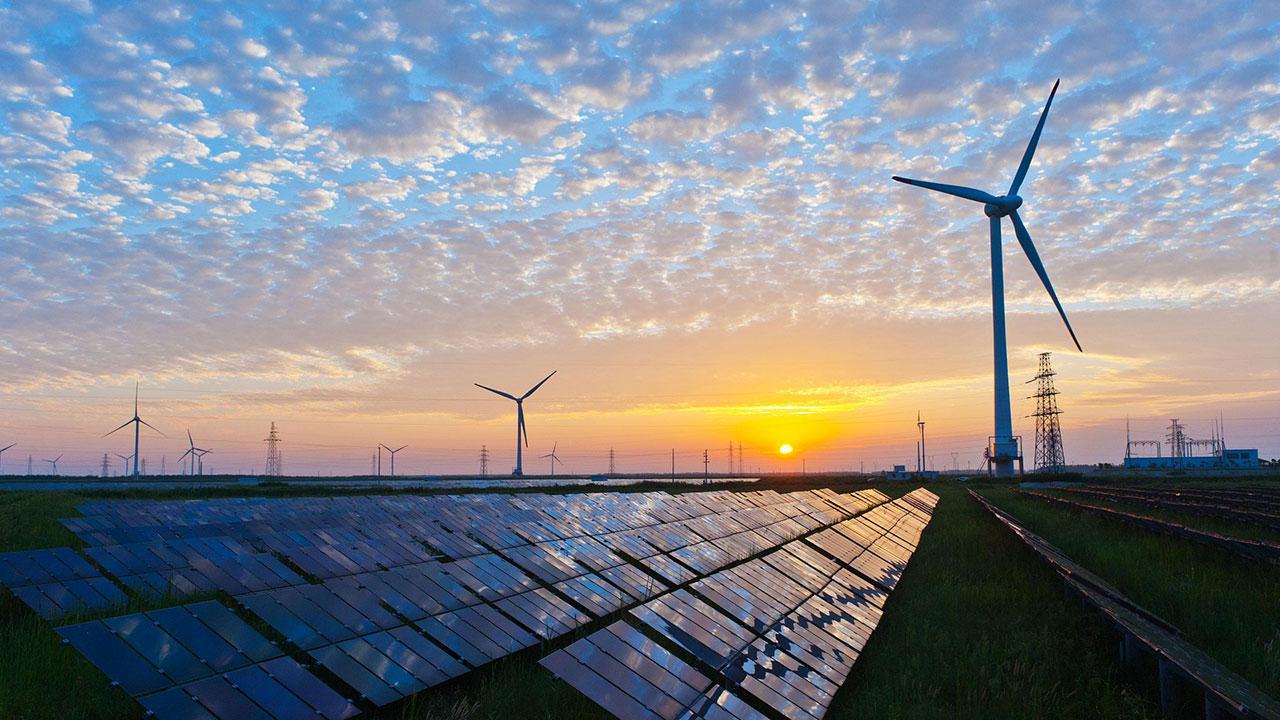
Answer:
[
  {"xmin": 540, "ymin": 488, "xmax": 939, "ymax": 720},
  {"xmin": 8, "ymin": 487, "xmax": 904, "ymax": 719}
]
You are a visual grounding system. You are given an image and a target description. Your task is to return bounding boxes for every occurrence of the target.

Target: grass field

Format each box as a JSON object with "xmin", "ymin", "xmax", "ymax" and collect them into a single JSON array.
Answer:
[
  {"xmin": 4, "ymin": 479, "xmax": 1272, "ymax": 719},
  {"xmin": 982, "ymin": 486, "xmax": 1280, "ymax": 699},
  {"xmin": 1041, "ymin": 488, "xmax": 1280, "ymax": 543}
]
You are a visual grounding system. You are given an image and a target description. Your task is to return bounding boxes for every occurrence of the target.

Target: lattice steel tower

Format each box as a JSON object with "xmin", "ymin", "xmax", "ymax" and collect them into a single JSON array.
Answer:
[
  {"xmin": 1028, "ymin": 352, "xmax": 1066, "ymax": 472},
  {"xmin": 264, "ymin": 422, "xmax": 283, "ymax": 477},
  {"xmin": 480, "ymin": 445, "xmax": 489, "ymax": 477}
]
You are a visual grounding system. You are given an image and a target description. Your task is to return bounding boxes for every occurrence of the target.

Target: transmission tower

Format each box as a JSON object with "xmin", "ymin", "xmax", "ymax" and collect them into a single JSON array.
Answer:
[
  {"xmin": 101, "ymin": 453, "xmax": 110, "ymax": 478},
  {"xmin": 264, "ymin": 422, "xmax": 283, "ymax": 477},
  {"xmin": 1167, "ymin": 419, "xmax": 1187, "ymax": 459},
  {"xmin": 608, "ymin": 447, "xmax": 615, "ymax": 474},
  {"xmin": 480, "ymin": 445, "xmax": 489, "ymax": 477},
  {"xmin": 1028, "ymin": 352, "xmax": 1067, "ymax": 472}
]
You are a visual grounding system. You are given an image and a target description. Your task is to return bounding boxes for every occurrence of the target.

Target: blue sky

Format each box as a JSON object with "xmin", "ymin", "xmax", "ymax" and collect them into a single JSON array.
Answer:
[{"xmin": 1, "ymin": 0, "xmax": 1278, "ymax": 474}]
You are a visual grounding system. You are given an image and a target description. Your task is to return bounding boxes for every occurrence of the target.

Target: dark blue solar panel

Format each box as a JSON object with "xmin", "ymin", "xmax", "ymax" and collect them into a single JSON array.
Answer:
[
  {"xmin": 260, "ymin": 655, "xmax": 360, "ymax": 720},
  {"xmin": 415, "ymin": 614, "xmax": 490, "ymax": 667},
  {"xmin": 185, "ymin": 601, "xmax": 280, "ymax": 662},
  {"xmin": 139, "ymin": 687, "xmax": 218, "ymax": 720},
  {"xmin": 225, "ymin": 664, "xmax": 317, "ymax": 720},
  {"xmin": 340, "ymin": 636, "xmax": 425, "ymax": 697},
  {"xmin": 104, "ymin": 614, "xmax": 209, "ymax": 684},
  {"xmin": 310, "ymin": 643, "xmax": 401, "ymax": 706},
  {"xmin": 239, "ymin": 593, "xmax": 325, "ymax": 650},
  {"xmin": 148, "ymin": 606, "xmax": 248, "ymax": 673},
  {"xmin": 184, "ymin": 676, "xmax": 273, "ymax": 720},
  {"xmin": 387, "ymin": 626, "xmax": 467, "ymax": 679},
  {"xmin": 58, "ymin": 621, "xmax": 170, "ymax": 696}
]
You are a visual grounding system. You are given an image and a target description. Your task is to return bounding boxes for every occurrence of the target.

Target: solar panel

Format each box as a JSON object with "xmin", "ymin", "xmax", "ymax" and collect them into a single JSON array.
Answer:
[
  {"xmin": 103, "ymin": 614, "xmax": 209, "ymax": 684},
  {"xmin": 58, "ymin": 620, "xmax": 171, "ymax": 696}
]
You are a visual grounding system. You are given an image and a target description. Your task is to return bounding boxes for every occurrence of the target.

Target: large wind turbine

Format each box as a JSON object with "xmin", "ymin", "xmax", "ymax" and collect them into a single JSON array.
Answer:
[
  {"xmin": 177, "ymin": 430, "xmax": 210, "ymax": 477},
  {"xmin": 105, "ymin": 383, "xmax": 165, "ymax": 479},
  {"xmin": 892, "ymin": 79, "xmax": 1081, "ymax": 477},
  {"xmin": 475, "ymin": 370, "xmax": 557, "ymax": 476},
  {"xmin": 0, "ymin": 443, "xmax": 14, "ymax": 475},
  {"xmin": 44, "ymin": 454, "xmax": 63, "ymax": 476}
]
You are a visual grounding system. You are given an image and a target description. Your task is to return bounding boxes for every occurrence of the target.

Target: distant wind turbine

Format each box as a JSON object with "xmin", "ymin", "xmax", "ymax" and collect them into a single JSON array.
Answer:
[
  {"xmin": 541, "ymin": 442, "xmax": 563, "ymax": 477},
  {"xmin": 105, "ymin": 383, "xmax": 165, "ymax": 479},
  {"xmin": 177, "ymin": 430, "xmax": 210, "ymax": 477},
  {"xmin": 379, "ymin": 444, "xmax": 407, "ymax": 477},
  {"xmin": 475, "ymin": 370, "xmax": 556, "ymax": 476},
  {"xmin": 115, "ymin": 453, "xmax": 132, "ymax": 477},
  {"xmin": 194, "ymin": 448, "xmax": 211, "ymax": 476},
  {"xmin": 0, "ymin": 443, "xmax": 14, "ymax": 475},
  {"xmin": 44, "ymin": 454, "xmax": 63, "ymax": 475},
  {"xmin": 892, "ymin": 79, "xmax": 1082, "ymax": 477}
]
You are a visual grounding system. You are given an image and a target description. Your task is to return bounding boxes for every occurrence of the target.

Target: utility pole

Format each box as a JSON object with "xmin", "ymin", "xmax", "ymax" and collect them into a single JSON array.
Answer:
[
  {"xmin": 608, "ymin": 447, "xmax": 615, "ymax": 475},
  {"xmin": 1029, "ymin": 352, "xmax": 1067, "ymax": 472},
  {"xmin": 727, "ymin": 443, "xmax": 733, "ymax": 475},
  {"xmin": 480, "ymin": 445, "xmax": 489, "ymax": 477},
  {"xmin": 161, "ymin": 456, "xmax": 166, "ymax": 476},
  {"xmin": 917, "ymin": 411, "xmax": 926, "ymax": 473},
  {"xmin": 141, "ymin": 458, "xmax": 147, "ymax": 476},
  {"xmin": 371, "ymin": 451, "xmax": 376, "ymax": 475},
  {"xmin": 671, "ymin": 449, "xmax": 675, "ymax": 480},
  {"xmin": 702, "ymin": 449, "xmax": 709, "ymax": 485}
]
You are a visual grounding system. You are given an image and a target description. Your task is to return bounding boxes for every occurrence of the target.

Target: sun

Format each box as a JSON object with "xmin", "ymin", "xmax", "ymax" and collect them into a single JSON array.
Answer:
[{"xmin": 778, "ymin": 443, "xmax": 794, "ymax": 455}]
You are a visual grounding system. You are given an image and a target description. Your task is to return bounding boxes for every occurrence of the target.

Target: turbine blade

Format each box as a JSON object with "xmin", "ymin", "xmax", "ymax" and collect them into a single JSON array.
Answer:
[
  {"xmin": 55, "ymin": 454, "xmax": 62, "ymax": 462},
  {"xmin": 177, "ymin": 449, "xmax": 192, "ymax": 461},
  {"xmin": 396, "ymin": 445, "xmax": 407, "ymax": 452},
  {"xmin": 138, "ymin": 418, "xmax": 167, "ymax": 437},
  {"xmin": 1, "ymin": 443, "xmax": 15, "ymax": 452},
  {"xmin": 1008, "ymin": 79, "xmax": 1060, "ymax": 196},
  {"xmin": 891, "ymin": 176, "xmax": 998, "ymax": 204},
  {"xmin": 474, "ymin": 383, "xmax": 518, "ymax": 401},
  {"xmin": 520, "ymin": 370, "xmax": 557, "ymax": 400},
  {"xmin": 518, "ymin": 405, "xmax": 528, "ymax": 447},
  {"xmin": 104, "ymin": 419, "xmax": 133, "ymax": 437},
  {"xmin": 1010, "ymin": 211, "xmax": 1082, "ymax": 352},
  {"xmin": 187, "ymin": 429, "xmax": 194, "ymax": 447}
]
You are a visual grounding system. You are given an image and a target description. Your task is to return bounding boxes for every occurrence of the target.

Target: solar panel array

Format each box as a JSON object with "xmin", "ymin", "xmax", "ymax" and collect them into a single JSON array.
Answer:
[
  {"xmin": 0, "ymin": 487, "xmax": 912, "ymax": 720},
  {"xmin": 540, "ymin": 488, "xmax": 939, "ymax": 720}
]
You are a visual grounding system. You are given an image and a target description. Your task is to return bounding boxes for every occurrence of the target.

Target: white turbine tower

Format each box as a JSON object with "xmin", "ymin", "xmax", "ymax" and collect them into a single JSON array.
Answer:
[
  {"xmin": 475, "ymin": 370, "xmax": 556, "ymax": 476},
  {"xmin": 379, "ymin": 444, "xmax": 407, "ymax": 477},
  {"xmin": 541, "ymin": 442, "xmax": 563, "ymax": 477},
  {"xmin": 105, "ymin": 383, "xmax": 165, "ymax": 479},
  {"xmin": 892, "ymin": 79, "xmax": 1082, "ymax": 477},
  {"xmin": 0, "ymin": 443, "xmax": 14, "ymax": 475}
]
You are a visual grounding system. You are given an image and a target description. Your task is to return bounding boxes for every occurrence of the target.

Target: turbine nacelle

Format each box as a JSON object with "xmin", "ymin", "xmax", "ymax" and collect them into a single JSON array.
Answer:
[{"xmin": 983, "ymin": 195, "xmax": 1022, "ymax": 218}]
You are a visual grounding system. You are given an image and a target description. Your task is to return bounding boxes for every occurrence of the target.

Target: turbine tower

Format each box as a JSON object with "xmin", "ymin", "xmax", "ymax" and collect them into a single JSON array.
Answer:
[
  {"xmin": 0, "ymin": 443, "xmax": 14, "ymax": 475},
  {"xmin": 892, "ymin": 79, "xmax": 1082, "ymax": 477},
  {"xmin": 379, "ymin": 444, "xmax": 407, "ymax": 477},
  {"xmin": 541, "ymin": 442, "xmax": 563, "ymax": 477},
  {"xmin": 105, "ymin": 383, "xmax": 165, "ymax": 479},
  {"xmin": 475, "ymin": 370, "xmax": 556, "ymax": 476}
]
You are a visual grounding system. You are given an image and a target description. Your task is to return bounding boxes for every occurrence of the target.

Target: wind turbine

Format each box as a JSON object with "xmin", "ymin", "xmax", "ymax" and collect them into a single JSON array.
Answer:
[
  {"xmin": 540, "ymin": 442, "xmax": 563, "ymax": 477},
  {"xmin": 194, "ymin": 448, "xmax": 211, "ymax": 476},
  {"xmin": 44, "ymin": 454, "xmax": 63, "ymax": 475},
  {"xmin": 177, "ymin": 430, "xmax": 210, "ymax": 477},
  {"xmin": 475, "ymin": 370, "xmax": 557, "ymax": 476},
  {"xmin": 379, "ymin": 444, "xmax": 407, "ymax": 477},
  {"xmin": 892, "ymin": 79, "xmax": 1082, "ymax": 478},
  {"xmin": 115, "ymin": 453, "xmax": 133, "ymax": 477},
  {"xmin": 0, "ymin": 443, "xmax": 14, "ymax": 475},
  {"xmin": 105, "ymin": 383, "xmax": 165, "ymax": 479}
]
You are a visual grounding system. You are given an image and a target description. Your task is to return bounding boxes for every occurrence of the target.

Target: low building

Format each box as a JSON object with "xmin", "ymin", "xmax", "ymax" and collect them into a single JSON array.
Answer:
[{"xmin": 1123, "ymin": 449, "xmax": 1259, "ymax": 470}]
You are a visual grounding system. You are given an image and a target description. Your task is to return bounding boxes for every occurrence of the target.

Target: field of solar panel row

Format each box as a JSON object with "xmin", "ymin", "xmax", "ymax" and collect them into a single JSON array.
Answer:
[
  {"xmin": 541, "ymin": 488, "xmax": 939, "ymax": 720},
  {"xmin": 0, "ymin": 487, "xmax": 902, "ymax": 719}
]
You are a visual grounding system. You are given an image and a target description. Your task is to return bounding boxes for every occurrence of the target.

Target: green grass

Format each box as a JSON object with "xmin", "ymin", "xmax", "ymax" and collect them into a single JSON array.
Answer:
[
  {"xmin": 827, "ymin": 484, "xmax": 1153, "ymax": 719},
  {"xmin": 1044, "ymin": 489, "xmax": 1280, "ymax": 544},
  {"xmin": 983, "ymin": 486, "xmax": 1280, "ymax": 698}
]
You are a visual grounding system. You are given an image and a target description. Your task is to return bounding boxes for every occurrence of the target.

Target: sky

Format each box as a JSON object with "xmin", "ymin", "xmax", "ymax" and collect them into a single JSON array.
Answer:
[{"xmin": 1, "ymin": 0, "xmax": 1278, "ymax": 477}]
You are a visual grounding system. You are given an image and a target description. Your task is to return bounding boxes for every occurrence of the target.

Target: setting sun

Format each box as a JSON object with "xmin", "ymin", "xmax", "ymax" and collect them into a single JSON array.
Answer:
[{"xmin": 778, "ymin": 443, "xmax": 794, "ymax": 455}]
